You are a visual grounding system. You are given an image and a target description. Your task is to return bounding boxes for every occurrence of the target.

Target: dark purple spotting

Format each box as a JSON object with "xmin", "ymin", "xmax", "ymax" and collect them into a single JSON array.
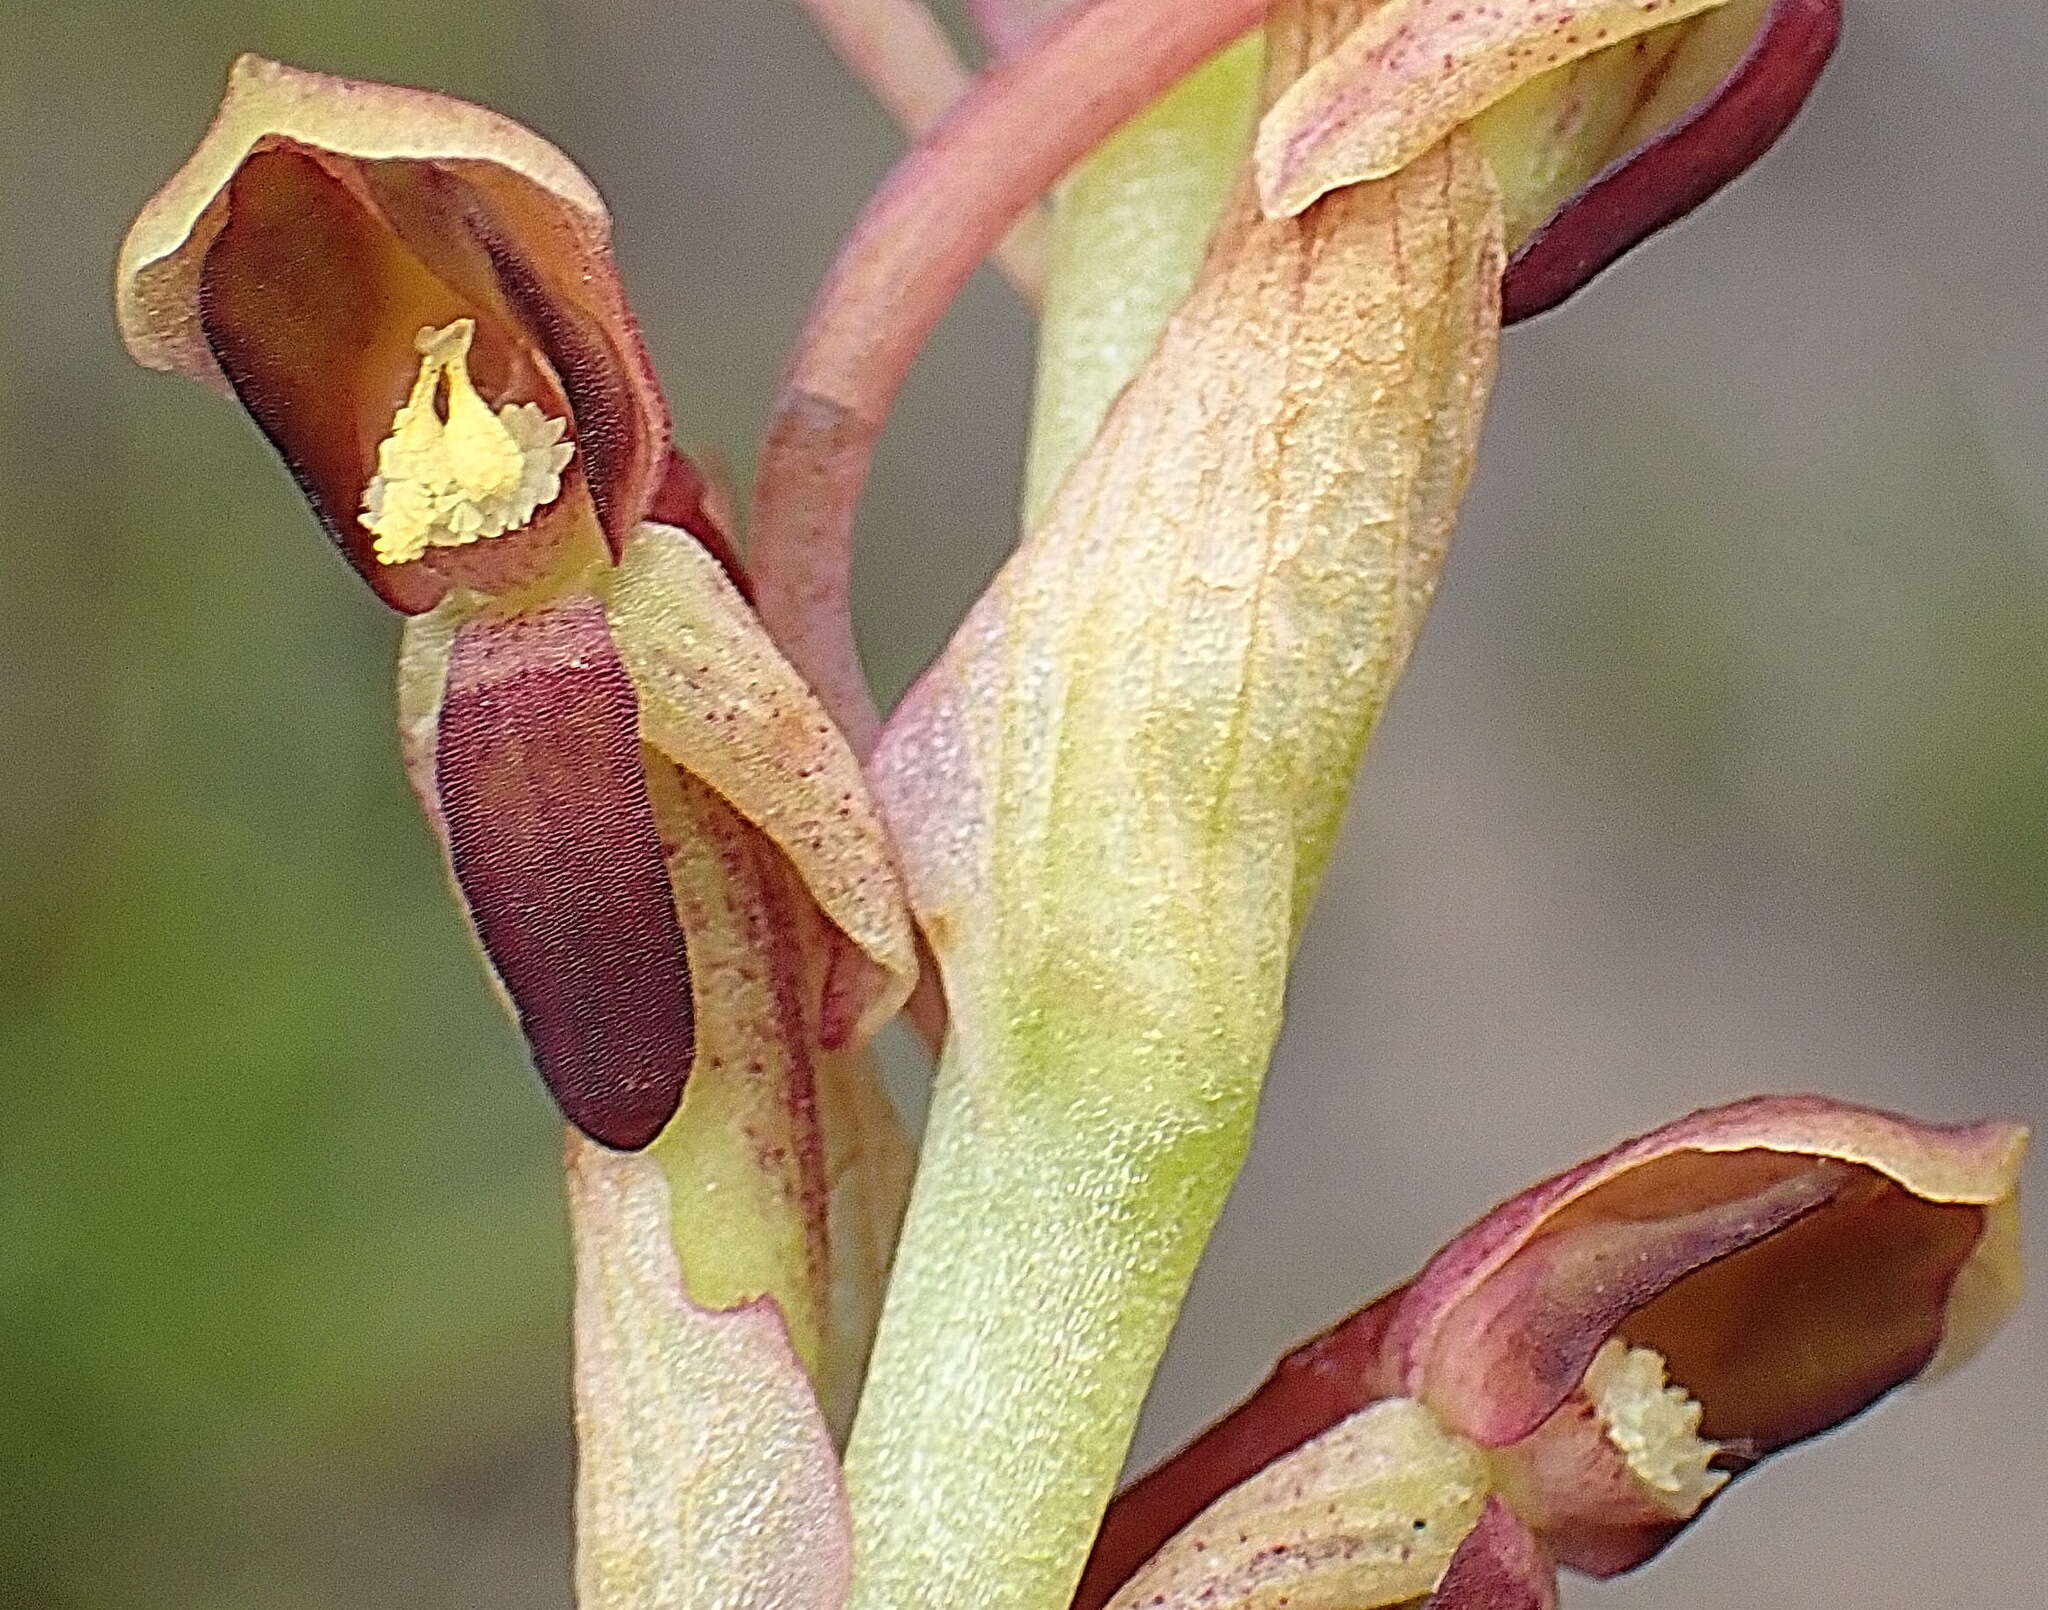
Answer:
[
  {"xmin": 1502, "ymin": 0, "xmax": 1842, "ymax": 324},
  {"xmin": 436, "ymin": 596, "xmax": 695, "ymax": 1149}
]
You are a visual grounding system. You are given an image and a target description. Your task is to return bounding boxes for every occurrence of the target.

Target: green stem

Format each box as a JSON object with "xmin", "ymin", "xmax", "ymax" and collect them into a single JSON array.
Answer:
[
  {"xmin": 842, "ymin": 41, "xmax": 1265, "ymax": 1610},
  {"xmin": 1022, "ymin": 35, "xmax": 1264, "ymax": 521},
  {"xmin": 842, "ymin": 1034, "xmax": 1266, "ymax": 1610}
]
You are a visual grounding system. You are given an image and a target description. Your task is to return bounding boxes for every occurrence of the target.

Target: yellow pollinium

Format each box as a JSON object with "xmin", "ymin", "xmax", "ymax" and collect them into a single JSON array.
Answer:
[{"xmin": 361, "ymin": 319, "xmax": 574, "ymax": 566}]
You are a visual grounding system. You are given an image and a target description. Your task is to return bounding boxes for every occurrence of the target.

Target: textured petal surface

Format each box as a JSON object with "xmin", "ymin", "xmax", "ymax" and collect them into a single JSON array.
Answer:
[
  {"xmin": 434, "ymin": 596, "xmax": 695, "ymax": 1149},
  {"xmin": 1387, "ymin": 1096, "xmax": 2028, "ymax": 1420},
  {"xmin": 604, "ymin": 521, "xmax": 918, "ymax": 1043},
  {"xmin": 1415, "ymin": 1156, "xmax": 1846, "ymax": 1445},
  {"xmin": 1090, "ymin": 1096, "xmax": 2025, "ymax": 1590},
  {"xmin": 119, "ymin": 54, "xmax": 670, "ymax": 602},
  {"xmin": 1081, "ymin": 1289, "xmax": 1409, "ymax": 1609},
  {"xmin": 643, "ymin": 760, "xmax": 913, "ymax": 1437},
  {"xmin": 193, "ymin": 144, "xmax": 599, "ymax": 608},
  {"xmin": 567, "ymin": 1133, "xmax": 853, "ymax": 1610}
]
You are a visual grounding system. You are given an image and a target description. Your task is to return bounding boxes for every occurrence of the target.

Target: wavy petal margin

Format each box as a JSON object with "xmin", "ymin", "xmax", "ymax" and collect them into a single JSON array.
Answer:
[
  {"xmin": 435, "ymin": 596, "xmax": 695, "ymax": 1149},
  {"xmin": 567, "ymin": 1134, "xmax": 853, "ymax": 1610}
]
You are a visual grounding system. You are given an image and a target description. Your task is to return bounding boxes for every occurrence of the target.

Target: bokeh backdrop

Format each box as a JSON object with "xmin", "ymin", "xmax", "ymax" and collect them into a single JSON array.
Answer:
[{"xmin": 3, "ymin": 1, "xmax": 2042, "ymax": 1606}]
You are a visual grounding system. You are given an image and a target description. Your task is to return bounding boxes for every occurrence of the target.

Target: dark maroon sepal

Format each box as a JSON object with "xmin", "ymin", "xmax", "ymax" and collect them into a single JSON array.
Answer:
[
  {"xmin": 1425, "ymin": 1498, "xmax": 1559, "ymax": 1610},
  {"xmin": 436, "ymin": 595, "xmax": 694, "ymax": 1149},
  {"xmin": 1502, "ymin": 0, "xmax": 1842, "ymax": 324}
]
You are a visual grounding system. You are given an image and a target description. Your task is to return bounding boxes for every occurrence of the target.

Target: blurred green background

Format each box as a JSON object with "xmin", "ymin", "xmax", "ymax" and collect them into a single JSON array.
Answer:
[{"xmin": 2, "ymin": 1, "xmax": 2040, "ymax": 1606}]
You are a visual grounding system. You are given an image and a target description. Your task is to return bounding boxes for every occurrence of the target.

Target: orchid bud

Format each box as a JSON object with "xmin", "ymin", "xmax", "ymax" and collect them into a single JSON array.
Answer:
[
  {"xmin": 120, "ymin": 56, "xmax": 918, "ymax": 1432},
  {"xmin": 1084, "ymin": 1096, "xmax": 2025, "ymax": 1608}
]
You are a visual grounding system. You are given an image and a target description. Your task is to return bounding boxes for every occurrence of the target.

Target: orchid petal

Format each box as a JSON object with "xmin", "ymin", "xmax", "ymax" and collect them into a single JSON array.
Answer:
[
  {"xmin": 602, "ymin": 519, "xmax": 919, "ymax": 1418},
  {"xmin": 1100, "ymin": 1398, "xmax": 1492, "ymax": 1610},
  {"xmin": 642, "ymin": 760, "xmax": 914, "ymax": 1438},
  {"xmin": 1495, "ymin": 0, "xmax": 1841, "ymax": 320},
  {"xmin": 1093, "ymin": 1097, "xmax": 2025, "ymax": 1591},
  {"xmin": 566, "ymin": 1134, "xmax": 853, "ymax": 1610},
  {"xmin": 1257, "ymin": 0, "xmax": 1738, "ymax": 218},
  {"xmin": 1423, "ymin": 1497, "xmax": 1558, "ymax": 1610},
  {"xmin": 1388, "ymin": 1097, "xmax": 2028, "ymax": 1453},
  {"xmin": 400, "ymin": 526, "xmax": 917, "ymax": 1412},
  {"xmin": 602, "ymin": 521, "xmax": 919, "ymax": 1041},
  {"xmin": 118, "ymin": 55, "xmax": 670, "ymax": 605},
  {"xmin": 433, "ymin": 596, "xmax": 695, "ymax": 1150},
  {"xmin": 1078, "ymin": 1289, "xmax": 1409, "ymax": 1610},
  {"xmin": 1415, "ymin": 1158, "xmax": 1847, "ymax": 1446}
]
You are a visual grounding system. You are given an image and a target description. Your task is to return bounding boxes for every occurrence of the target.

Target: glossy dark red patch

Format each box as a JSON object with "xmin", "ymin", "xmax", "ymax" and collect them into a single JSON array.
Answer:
[
  {"xmin": 436, "ymin": 596, "xmax": 694, "ymax": 1149},
  {"xmin": 1503, "ymin": 0, "xmax": 1842, "ymax": 323}
]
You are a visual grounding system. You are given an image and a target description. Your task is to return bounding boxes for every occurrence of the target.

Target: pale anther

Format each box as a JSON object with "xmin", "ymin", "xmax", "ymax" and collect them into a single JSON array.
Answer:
[
  {"xmin": 361, "ymin": 318, "xmax": 575, "ymax": 566},
  {"xmin": 1583, "ymin": 1338, "xmax": 1730, "ymax": 1517}
]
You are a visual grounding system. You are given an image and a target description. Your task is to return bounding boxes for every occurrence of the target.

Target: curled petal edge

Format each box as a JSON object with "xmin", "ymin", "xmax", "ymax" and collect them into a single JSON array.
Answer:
[
  {"xmin": 1501, "ymin": 0, "xmax": 1842, "ymax": 321},
  {"xmin": 119, "ymin": 53, "xmax": 606, "ymax": 391}
]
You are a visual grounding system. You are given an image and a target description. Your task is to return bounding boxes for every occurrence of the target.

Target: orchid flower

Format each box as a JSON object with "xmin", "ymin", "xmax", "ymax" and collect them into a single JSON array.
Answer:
[
  {"xmin": 113, "ymin": 9, "xmax": 2024, "ymax": 1610},
  {"xmin": 1081, "ymin": 1096, "xmax": 2026, "ymax": 1609},
  {"xmin": 116, "ymin": 54, "xmax": 921, "ymax": 1480}
]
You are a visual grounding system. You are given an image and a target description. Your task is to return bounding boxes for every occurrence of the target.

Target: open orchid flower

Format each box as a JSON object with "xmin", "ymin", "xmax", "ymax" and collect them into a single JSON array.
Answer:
[
  {"xmin": 1080, "ymin": 1096, "xmax": 2027, "ymax": 1610},
  {"xmin": 117, "ymin": 57, "xmax": 919, "ymax": 1447}
]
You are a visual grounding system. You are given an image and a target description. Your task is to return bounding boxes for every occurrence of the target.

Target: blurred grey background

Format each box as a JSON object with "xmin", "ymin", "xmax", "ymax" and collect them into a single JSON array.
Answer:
[{"xmin": 1, "ymin": 1, "xmax": 2040, "ymax": 1606}]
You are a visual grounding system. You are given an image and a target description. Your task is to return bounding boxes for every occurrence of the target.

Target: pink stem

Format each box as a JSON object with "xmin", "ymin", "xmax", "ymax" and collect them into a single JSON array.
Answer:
[
  {"xmin": 968, "ymin": 0, "xmax": 1075, "ymax": 56},
  {"xmin": 793, "ymin": 0, "xmax": 1050, "ymax": 298},
  {"xmin": 751, "ymin": 0, "xmax": 1269, "ymax": 756}
]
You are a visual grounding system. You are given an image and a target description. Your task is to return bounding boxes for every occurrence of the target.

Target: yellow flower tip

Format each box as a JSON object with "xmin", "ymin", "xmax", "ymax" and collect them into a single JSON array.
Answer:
[
  {"xmin": 361, "ymin": 319, "xmax": 574, "ymax": 566},
  {"xmin": 1584, "ymin": 1338, "xmax": 1729, "ymax": 1518}
]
